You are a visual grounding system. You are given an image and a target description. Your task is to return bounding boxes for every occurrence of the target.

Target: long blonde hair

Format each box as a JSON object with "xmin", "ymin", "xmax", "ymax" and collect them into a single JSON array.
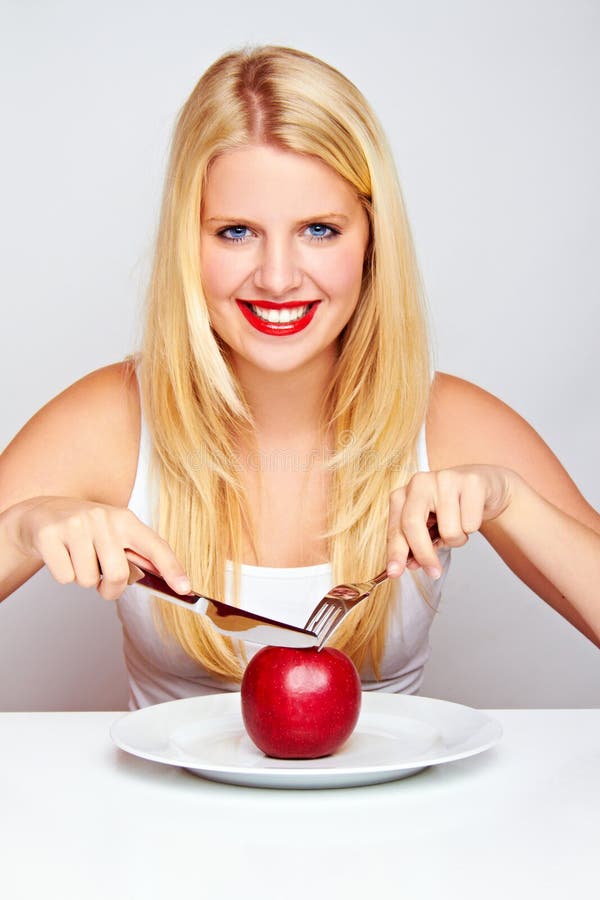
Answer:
[{"xmin": 125, "ymin": 45, "xmax": 431, "ymax": 682}]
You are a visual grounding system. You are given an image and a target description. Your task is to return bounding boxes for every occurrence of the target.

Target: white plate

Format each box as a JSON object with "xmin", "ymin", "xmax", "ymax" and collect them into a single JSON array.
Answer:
[{"xmin": 110, "ymin": 693, "xmax": 502, "ymax": 789}]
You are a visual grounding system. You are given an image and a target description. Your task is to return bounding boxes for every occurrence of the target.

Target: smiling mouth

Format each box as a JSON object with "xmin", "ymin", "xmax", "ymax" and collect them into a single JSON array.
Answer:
[{"xmin": 236, "ymin": 300, "xmax": 319, "ymax": 335}]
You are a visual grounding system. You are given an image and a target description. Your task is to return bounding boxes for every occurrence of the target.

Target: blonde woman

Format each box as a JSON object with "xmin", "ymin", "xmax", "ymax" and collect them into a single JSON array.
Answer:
[{"xmin": 1, "ymin": 46, "xmax": 598, "ymax": 709}]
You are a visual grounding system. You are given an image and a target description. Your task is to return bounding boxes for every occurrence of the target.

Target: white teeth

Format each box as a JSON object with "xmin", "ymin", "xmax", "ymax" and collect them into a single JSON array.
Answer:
[{"xmin": 250, "ymin": 304, "xmax": 310, "ymax": 324}]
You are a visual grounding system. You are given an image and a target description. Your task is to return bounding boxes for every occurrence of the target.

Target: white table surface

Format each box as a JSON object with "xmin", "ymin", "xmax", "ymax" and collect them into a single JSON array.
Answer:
[{"xmin": 1, "ymin": 708, "xmax": 599, "ymax": 900}]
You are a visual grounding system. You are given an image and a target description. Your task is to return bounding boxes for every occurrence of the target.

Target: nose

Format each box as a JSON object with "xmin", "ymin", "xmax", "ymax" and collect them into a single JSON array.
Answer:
[{"xmin": 252, "ymin": 236, "xmax": 303, "ymax": 297}]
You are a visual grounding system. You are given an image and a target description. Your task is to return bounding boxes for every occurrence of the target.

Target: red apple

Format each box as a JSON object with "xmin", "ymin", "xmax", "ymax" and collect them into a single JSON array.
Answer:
[{"xmin": 240, "ymin": 646, "xmax": 362, "ymax": 759}]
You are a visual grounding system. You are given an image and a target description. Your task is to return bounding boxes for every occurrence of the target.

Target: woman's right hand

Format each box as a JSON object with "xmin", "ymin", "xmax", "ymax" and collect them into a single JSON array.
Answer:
[{"xmin": 4, "ymin": 495, "xmax": 191, "ymax": 601}]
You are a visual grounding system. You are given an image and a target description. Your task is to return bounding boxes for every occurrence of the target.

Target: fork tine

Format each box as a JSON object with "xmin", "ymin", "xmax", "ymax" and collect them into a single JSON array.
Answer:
[
  {"xmin": 304, "ymin": 602, "xmax": 334, "ymax": 633},
  {"xmin": 315, "ymin": 606, "xmax": 344, "ymax": 635},
  {"xmin": 315, "ymin": 606, "xmax": 342, "ymax": 635},
  {"xmin": 305, "ymin": 568, "xmax": 397, "ymax": 646},
  {"xmin": 304, "ymin": 518, "xmax": 439, "ymax": 641},
  {"xmin": 315, "ymin": 611, "xmax": 345, "ymax": 647}
]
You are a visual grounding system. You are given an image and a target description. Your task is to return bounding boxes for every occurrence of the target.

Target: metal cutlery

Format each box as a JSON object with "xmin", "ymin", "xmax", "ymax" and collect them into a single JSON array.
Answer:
[
  {"xmin": 126, "ymin": 560, "xmax": 319, "ymax": 649},
  {"xmin": 303, "ymin": 515, "xmax": 441, "ymax": 647},
  {"xmin": 126, "ymin": 513, "xmax": 439, "ymax": 650}
]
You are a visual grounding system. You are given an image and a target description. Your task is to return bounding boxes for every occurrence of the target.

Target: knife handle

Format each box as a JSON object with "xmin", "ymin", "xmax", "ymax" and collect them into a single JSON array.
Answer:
[{"xmin": 125, "ymin": 554, "xmax": 197, "ymax": 604}]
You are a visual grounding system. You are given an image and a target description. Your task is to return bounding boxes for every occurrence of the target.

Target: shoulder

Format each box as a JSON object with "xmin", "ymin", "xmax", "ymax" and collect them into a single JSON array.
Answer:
[
  {"xmin": 425, "ymin": 371, "xmax": 597, "ymax": 525},
  {"xmin": 61, "ymin": 359, "xmax": 140, "ymax": 421},
  {"xmin": 31, "ymin": 359, "xmax": 141, "ymax": 445},
  {"xmin": 426, "ymin": 371, "xmax": 526, "ymax": 469},
  {"xmin": 0, "ymin": 360, "xmax": 141, "ymax": 513},
  {"xmin": 426, "ymin": 370, "xmax": 553, "ymax": 472}
]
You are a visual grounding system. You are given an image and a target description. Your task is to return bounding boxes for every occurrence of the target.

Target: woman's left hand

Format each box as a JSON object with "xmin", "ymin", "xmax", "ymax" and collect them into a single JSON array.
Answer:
[{"xmin": 386, "ymin": 464, "xmax": 517, "ymax": 579}]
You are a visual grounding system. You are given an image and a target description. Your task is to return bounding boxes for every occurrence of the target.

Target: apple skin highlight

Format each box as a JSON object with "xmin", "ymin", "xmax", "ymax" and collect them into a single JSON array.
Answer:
[{"xmin": 240, "ymin": 646, "xmax": 362, "ymax": 759}]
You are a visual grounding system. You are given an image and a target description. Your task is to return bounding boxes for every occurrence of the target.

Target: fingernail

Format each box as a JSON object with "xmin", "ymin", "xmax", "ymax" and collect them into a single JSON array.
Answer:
[
  {"xmin": 425, "ymin": 566, "xmax": 441, "ymax": 580},
  {"xmin": 177, "ymin": 577, "xmax": 192, "ymax": 593},
  {"xmin": 387, "ymin": 561, "xmax": 401, "ymax": 577}
]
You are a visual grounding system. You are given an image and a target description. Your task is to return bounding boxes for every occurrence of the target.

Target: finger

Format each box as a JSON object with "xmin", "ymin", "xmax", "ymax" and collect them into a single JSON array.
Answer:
[
  {"xmin": 94, "ymin": 541, "xmax": 133, "ymax": 602},
  {"xmin": 35, "ymin": 531, "xmax": 77, "ymax": 585},
  {"xmin": 387, "ymin": 487, "xmax": 411, "ymax": 576},
  {"xmin": 123, "ymin": 549, "xmax": 159, "ymax": 574},
  {"xmin": 64, "ymin": 536, "xmax": 103, "ymax": 589},
  {"xmin": 53, "ymin": 505, "xmax": 105, "ymax": 589},
  {"xmin": 434, "ymin": 471, "xmax": 470, "ymax": 549},
  {"xmin": 135, "ymin": 542, "xmax": 192, "ymax": 593},
  {"xmin": 459, "ymin": 473, "xmax": 486, "ymax": 536},
  {"xmin": 110, "ymin": 509, "xmax": 191, "ymax": 593},
  {"xmin": 400, "ymin": 477, "xmax": 441, "ymax": 578}
]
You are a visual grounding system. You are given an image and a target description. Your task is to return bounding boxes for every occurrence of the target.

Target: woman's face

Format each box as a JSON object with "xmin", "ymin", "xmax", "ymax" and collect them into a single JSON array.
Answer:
[{"xmin": 199, "ymin": 144, "xmax": 370, "ymax": 376}]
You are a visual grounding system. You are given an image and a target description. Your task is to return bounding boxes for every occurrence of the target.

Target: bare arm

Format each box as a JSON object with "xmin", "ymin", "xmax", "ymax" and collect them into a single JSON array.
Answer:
[
  {"xmin": 0, "ymin": 363, "xmax": 136, "ymax": 592},
  {"xmin": 387, "ymin": 372, "xmax": 600, "ymax": 645},
  {"xmin": 0, "ymin": 361, "xmax": 189, "ymax": 601},
  {"xmin": 482, "ymin": 473, "xmax": 600, "ymax": 642}
]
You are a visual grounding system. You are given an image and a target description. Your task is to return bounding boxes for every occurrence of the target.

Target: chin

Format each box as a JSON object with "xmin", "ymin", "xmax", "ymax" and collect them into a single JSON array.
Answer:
[{"xmin": 234, "ymin": 339, "xmax": 337, "ymax": 377}]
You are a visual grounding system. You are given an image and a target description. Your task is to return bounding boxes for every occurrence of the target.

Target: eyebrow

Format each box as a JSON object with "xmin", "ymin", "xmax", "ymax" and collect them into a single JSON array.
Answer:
[{"xmin": 204, "ymin": 213, "xmax": 350, "ymax": 226}]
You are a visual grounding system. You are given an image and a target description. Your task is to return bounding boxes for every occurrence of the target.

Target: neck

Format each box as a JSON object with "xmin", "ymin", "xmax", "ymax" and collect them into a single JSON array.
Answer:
[{"xmin": 232, "ymin": 350, "xmax": 336, "ymax": 446}]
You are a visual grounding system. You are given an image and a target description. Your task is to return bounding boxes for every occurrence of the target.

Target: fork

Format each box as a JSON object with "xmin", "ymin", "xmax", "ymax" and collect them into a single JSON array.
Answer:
[{"xmin": 306, "ymin": 515, "xmax": 440, "ymax": 648}]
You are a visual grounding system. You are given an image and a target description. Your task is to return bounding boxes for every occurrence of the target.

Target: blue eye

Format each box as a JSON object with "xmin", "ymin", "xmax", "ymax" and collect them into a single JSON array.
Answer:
[
  {"xmin": 219, "ymin": 225, "xmax": 251, "ymax": 243},
  {"xmin": 217, "ymin": 223, "xmax": 340, "ymax": 243},
  {"xmin": 306, "ymin": 223, "xmax": 338, "ymax": 240}
]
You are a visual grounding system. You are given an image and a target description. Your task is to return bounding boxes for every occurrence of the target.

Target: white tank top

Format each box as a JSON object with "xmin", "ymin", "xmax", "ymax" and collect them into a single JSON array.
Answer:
[{"xmin": 117, "ymin": 370, "xmax": 451, "ymax": 710}]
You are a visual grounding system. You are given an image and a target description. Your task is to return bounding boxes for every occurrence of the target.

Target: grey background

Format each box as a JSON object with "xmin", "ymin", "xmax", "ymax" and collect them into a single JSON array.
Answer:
[{"xmin": 1, "ymin": 0, "xmax": 598, "ymax": 710}]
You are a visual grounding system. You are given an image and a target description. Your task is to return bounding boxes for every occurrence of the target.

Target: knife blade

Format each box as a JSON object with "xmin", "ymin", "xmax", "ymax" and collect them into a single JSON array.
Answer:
[{"xmin": 127, "ymin": 562, "xmax": 320, "ymax": 649}]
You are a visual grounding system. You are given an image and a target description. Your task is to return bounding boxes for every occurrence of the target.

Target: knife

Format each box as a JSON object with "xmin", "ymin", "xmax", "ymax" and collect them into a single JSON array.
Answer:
[{"xmin": 126, "ymin": 561, "xmax": 320, "ymax": 649}]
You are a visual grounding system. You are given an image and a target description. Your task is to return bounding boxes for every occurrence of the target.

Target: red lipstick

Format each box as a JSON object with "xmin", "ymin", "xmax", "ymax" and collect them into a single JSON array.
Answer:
[{"xmin": 236, "ymin": 300, "xmax": 319, "ymax": 336}]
